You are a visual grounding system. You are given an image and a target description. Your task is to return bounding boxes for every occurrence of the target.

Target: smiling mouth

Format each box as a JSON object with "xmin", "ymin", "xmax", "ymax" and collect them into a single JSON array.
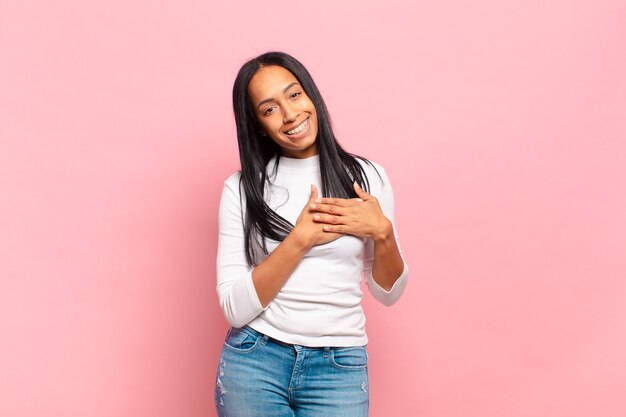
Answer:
[{"xmin": 284, "ymin": 117, "xmax": 310, "ymax": 135}]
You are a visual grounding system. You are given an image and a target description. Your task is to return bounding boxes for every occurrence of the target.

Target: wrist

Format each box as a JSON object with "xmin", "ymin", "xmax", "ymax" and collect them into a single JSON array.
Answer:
[
  {"xmin": 372, "ymin": 219, "xmax": 393, "ymax": 243},
  {"xmin": 289, "ymin": 225, "xmax": 314, "ymax": 251}
]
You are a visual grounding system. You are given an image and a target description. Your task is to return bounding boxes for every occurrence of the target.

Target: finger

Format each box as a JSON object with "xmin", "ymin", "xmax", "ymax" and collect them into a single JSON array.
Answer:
[
  {"xmin": 312, "ymin": 213, "xmax": 343, "ymax": 225},
  {"xmin": 313, "ymin": 197, "xmax": 354, "ymax": 207},
  {"xmin": 322, "ymin": 224, "xmax": 348, "ymax": 233},
  {"xmin": 309, "ymin": 203, "xmax": 346, "ymax": 215},
  {"xmin": 353, "ymin": 181, "xmax": 370, "ymax": 199},
  {"xmin": 309, "ymin": 184, "xmax": 318, "ymax": 202}
]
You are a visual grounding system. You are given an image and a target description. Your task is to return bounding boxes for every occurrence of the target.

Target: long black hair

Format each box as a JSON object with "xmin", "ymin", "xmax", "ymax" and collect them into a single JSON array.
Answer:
[{"xmin": 232, "ymin": 51, "xmax": 379, "ymax": 266}]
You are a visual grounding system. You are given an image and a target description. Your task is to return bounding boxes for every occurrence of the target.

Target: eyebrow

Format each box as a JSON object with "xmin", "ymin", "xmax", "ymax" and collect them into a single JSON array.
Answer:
[{"xmin": 256, "ymin": 82, "xmax": 300, "ymax": 110}]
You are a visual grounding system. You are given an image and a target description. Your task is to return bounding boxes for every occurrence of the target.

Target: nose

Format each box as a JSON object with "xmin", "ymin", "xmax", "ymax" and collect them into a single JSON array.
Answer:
[{"xmin": 283, "ymin": 103, "xmax": 299, "ymax": 124}]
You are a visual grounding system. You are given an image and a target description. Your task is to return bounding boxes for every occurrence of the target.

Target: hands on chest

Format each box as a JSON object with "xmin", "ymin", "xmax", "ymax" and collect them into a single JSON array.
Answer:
[{"xmin": 293, "ymin": 183, "xmax": 393, "ymax": 249}]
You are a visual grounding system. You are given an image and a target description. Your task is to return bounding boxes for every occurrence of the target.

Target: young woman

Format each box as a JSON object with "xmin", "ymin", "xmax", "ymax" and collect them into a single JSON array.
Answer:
[{"xmin": 215, "ymin": 51, "xmax": 409, "ymax": 417}]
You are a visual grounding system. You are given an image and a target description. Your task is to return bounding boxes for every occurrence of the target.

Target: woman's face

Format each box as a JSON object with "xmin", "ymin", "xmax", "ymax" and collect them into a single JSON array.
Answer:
[{"xmin": 247, "ymin": 65, "xmax": 319, "ymax": 159}]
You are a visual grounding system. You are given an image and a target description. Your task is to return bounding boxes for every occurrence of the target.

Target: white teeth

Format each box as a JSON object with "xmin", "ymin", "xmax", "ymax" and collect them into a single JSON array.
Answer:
[{"xmin": 286, "ymin": 118, "xmax": 309, "ymax": 135}]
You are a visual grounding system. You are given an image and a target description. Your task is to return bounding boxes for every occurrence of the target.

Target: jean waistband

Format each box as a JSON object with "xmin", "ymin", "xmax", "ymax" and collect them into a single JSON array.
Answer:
[{"xmin": 240, "ymin": 325, "xmax": 349, "ymax": 350}]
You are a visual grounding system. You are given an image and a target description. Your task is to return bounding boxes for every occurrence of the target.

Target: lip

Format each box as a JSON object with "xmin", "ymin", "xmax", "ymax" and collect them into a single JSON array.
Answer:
[{"xmin": 283, "ymin": 117, "xmax": 311, "ymax": 140}]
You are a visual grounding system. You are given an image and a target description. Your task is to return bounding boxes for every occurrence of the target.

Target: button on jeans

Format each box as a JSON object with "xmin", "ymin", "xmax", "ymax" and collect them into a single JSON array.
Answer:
[{"xmin": 215, "ymin": 325, "xmax": 369, "ymax": 417}]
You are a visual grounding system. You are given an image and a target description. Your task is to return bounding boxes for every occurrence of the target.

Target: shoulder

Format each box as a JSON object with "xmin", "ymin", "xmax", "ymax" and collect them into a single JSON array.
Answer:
[
  {"xmin": 222, "ymin": 170, "xmax": 242, "ymax": 192},
  {"xmin": 218, "ymin": 171, "xmax": 245, "ymax": 209},
  {"xmin": 354, "ymin": 156, "xmax": 387, "ymax": 176},
  {"xmin": 353, "ymin": 156, "xmax": 390, "ymax": 194}
]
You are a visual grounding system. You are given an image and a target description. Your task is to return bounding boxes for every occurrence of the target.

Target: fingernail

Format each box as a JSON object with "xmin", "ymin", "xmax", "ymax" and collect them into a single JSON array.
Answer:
[
  {"xmin": 310, "ymin": 204, "xmax": 317, "ymax": 209},
  {"xmin": 315, "ymin": 198, "xmax": 322, "ymax": 203},
  {"xmin": 313, "ymin": 215, "xmax": 320, "ymax": 220}
]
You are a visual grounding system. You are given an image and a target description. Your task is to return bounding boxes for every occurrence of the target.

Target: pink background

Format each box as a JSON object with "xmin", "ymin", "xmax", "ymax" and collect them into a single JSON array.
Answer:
[{"xmin": 1, "ymin": 0, "xmax": 625, "ymax": 416}]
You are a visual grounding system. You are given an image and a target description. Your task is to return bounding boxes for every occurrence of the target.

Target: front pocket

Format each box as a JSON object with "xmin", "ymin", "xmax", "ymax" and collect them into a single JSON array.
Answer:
[
  {"xmin": 223, "ymin": 327, "xmax": 261, "ymax": 353},
  {"xmin": 330, "ymin": 346, "xmax": 368, "ymax": 369}
]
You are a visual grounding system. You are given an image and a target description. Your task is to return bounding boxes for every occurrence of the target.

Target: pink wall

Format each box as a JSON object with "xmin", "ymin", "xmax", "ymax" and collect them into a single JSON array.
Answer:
[{"xmin": 1, "ymin": 0, "xmax": 625, "ymax": 416}]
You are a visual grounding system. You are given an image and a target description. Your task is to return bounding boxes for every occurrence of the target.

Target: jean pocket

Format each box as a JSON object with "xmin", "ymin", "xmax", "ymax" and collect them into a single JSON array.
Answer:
[
  {"xmin": 330, "ymin": 346, "xmax": 368, "ymax": 370},
  {"xmin": 223, "ymin": 327, "xmax": 261, "ymax": 353}
]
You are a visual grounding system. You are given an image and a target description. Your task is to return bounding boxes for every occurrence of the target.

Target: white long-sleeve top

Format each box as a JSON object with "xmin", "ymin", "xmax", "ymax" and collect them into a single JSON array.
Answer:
[{"xmin": 216, "ymin": 154, "xmax": 409, "ymax": 347}]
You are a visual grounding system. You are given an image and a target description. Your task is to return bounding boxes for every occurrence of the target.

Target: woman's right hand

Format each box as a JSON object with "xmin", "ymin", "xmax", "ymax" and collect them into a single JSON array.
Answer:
[{"xmin": 293, "ymin": 184, "xmax": 343, "ymax": 248}]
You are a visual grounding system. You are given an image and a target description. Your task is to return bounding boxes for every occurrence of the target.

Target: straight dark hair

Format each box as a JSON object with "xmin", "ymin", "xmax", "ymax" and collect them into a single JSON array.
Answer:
[{"xmin": 232, "ymin": 51, "xmax": 379, "ymax": 266}]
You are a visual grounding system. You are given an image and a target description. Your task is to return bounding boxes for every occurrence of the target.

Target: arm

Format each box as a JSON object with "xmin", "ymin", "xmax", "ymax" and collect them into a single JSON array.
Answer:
[
  {"xmin": 216, "ymin": 179, "xmax": 340, "ymax": 327},
  {"xmin": 309, "ymin": 166, "xmax": 409, "ymax": 306},
  {"xmin": 361, "ymin": 167, "xmax": 409, "ymax": 305},
  {"xmin": 215, "ymin": 177, "xmax": 266, "ymax": 328}
]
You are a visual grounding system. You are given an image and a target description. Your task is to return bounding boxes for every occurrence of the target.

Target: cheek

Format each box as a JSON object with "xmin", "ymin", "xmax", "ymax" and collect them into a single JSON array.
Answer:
[
  {"xmin": 258, "ymin": 117, "xmax": 279, "ymax": 133},
  {"xmin": 311, "ymin": 112, "xmax": 319, "ymax": 134},
  {"xmin": 308, "ymin": 102, "xmax": 319, "ymax": 126}
]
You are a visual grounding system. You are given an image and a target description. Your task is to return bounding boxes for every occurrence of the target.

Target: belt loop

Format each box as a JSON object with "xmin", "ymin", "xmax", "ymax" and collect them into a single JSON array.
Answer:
[
  {"xmin": 323, "ymin": 346, "xmax": 330, "ymax": 358},
  {"xmin": 261, "ymin": 334, "xmax": 269, "ymax": 345}
]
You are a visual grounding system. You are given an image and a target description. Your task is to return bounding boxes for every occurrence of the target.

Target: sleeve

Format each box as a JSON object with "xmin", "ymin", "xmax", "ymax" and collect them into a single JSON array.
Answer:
[
  {"xmin": 363, "ymin": 165, "xmax": 409, "ymax": 306},
  {"xmin": 215, "ymin": 176, "xmax": 269, "ymax": 328}
]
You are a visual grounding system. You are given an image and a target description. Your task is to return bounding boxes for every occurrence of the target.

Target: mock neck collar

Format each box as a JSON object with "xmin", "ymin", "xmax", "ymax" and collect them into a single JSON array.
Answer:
[{"xmin": 273, "ymin": 154, "xmax": 320, "ymax": 171}]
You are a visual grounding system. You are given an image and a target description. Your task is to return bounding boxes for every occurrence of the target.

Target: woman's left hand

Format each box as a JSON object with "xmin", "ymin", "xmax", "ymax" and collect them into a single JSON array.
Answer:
[{"xmin": 308, "ymin": 182, "xmax": 393, "ymax": 242}]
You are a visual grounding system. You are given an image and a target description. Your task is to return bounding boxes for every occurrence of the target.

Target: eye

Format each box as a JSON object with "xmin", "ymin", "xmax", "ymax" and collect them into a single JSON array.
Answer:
[
  {"xmin": 263, "ymin": 106, "xmax": 276, "ymax": 116},
  {"xmin": 290, "ymin": 91, "xmax": 301, "ymax": 99}
]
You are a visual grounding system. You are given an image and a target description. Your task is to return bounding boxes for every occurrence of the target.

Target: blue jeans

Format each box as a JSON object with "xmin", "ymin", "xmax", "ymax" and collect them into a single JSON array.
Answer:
[{"xmin": 214, "ymin": 325, "xmax": 369, "ymax": 417}]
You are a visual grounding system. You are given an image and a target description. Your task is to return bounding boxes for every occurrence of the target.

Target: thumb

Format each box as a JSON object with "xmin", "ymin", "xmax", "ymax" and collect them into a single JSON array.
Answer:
[
  {"xmin": 353, "ymin": 181, "xmax": 369, "ymax": 199},
  {"xmin": 310, "ymin": 184, "xmax": 318, "ymax": 201}
]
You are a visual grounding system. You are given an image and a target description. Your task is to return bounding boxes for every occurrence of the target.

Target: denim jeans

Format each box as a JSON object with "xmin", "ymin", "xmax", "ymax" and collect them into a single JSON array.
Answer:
[{"xmin": 214, "ymin": 325, "xmax": 369, "ymax": 417}]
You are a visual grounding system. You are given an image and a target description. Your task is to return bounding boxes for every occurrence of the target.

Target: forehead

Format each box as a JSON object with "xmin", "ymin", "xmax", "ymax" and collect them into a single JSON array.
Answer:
[{"xmin": 247, "ymin": 65, "xmax": 299, "ymax": 103}]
